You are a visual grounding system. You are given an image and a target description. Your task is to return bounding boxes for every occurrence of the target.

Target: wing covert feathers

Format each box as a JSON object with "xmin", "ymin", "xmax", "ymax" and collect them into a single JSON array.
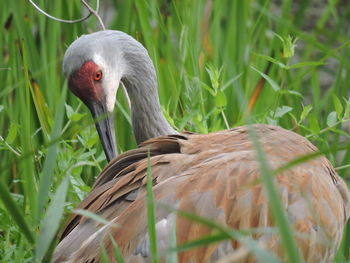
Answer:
[{"xmin": 54, "ymin": 124, "xmax": 350, "ymax": 263}]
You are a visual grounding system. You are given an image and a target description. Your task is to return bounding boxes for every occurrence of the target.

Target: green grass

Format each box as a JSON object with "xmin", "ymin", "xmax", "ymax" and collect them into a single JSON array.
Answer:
[{"xmin": 0, "ymin": 0, "xmax": 350, "ymax": 262}]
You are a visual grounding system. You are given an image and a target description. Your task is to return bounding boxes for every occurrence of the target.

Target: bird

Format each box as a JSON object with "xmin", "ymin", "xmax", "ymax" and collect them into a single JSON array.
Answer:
[{"xmin": 54, "ymin": 30, "xmax": 350, "ymax": 263}]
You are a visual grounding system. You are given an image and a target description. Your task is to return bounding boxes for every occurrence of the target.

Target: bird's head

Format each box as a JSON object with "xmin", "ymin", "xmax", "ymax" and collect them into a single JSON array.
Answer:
[
  {"xmin": 63, "ymin": 30, "xmax": 129, "ymax": 162},
  {"xmin": 63, "ymin": 30, "xmax": 162, "ymax": 159}
]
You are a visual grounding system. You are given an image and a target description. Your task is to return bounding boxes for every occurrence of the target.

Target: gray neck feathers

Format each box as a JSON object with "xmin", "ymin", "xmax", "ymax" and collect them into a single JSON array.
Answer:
[{"xmin": 120, "ymin": 39, "xmax": 177, "ymax": 144}]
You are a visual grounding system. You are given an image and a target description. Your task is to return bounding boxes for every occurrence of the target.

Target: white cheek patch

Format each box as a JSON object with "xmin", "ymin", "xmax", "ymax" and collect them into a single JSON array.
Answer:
[
  {"xmin": 93, "ymin": 53, "xmax": 125, "ymax": 113},
  {"xmin": 104, "ymin": 75, "xmax": 120, "ymax": 113}
]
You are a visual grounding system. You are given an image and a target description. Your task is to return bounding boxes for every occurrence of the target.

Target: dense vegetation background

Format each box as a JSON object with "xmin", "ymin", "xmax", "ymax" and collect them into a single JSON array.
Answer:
[{"xmin": 0, "ymin": 0, "xmax": 349, "ymax": 262}]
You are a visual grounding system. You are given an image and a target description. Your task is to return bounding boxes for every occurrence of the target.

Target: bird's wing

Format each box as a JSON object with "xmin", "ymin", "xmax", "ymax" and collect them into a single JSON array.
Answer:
[
  {"xmin": 54, "ymin": 134, "xmax": 192, "ymax": 262},
  {"xmin": 55, "ymin": 125, "xmax": 350, "ymax": 263}
]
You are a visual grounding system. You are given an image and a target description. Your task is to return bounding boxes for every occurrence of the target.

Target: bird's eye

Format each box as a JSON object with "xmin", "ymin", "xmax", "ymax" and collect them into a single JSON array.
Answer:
[{"xmin": 94, "ymin": 71, "xmax": 103, "ymax": 81}]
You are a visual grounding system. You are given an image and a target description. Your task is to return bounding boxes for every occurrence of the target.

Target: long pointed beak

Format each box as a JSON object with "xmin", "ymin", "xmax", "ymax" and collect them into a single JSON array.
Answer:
[{"xmin": 87, "ymin": 102, "xmax": 117, "ymax": 162}]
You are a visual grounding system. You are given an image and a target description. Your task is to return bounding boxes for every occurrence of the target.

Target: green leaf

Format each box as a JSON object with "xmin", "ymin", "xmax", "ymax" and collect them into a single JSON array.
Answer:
[
  {"xmin": 70, "ymin": 113, "xmax": 85, "ymax": 122},
  {"xmin": 274, "ymin": 34, "xmax": 298, "ymax": 58},
  {"xmin": 282, "ymin": 35, "xmax": 298, "ymax": 58},
  {"xmin": 332, "ymin": 95, "xmax": 343, "ymax": 119},
  {"xmin": 201, "ymin": 83, "xmax": 216, "ymax": 96},
  {"xmin": 326, "ymin": 111, "xmax": 337, "ymax": 127},
  {"xmin": 309, "ymin": 114, "xmax": 320, "ymax": 134},
  {"xmin": 65, "ymin": 104, "xmax": 84, "ymax": 122},
  {"xmin": 266, "ymin": 116, "xmax": 278, "ymax": 126},
  {"xmin": 215, "ymin": 90, "xmax": 227, "ymax": 108},
  {"xmin": 0, "ymin": 105, "xmax": 4, "ymax": 113},
  {"xmin": 300, "ymin": 105, "xmax": 312, "ymax": 123},
  {"xmin": 65, "ymin": 104, "xmax": 74, "ymax": 118},
  {"xmin": 274, "ymin": 106, "xmax": 292, "ymax": 118},
  {"xmin": 5, "ymin": 123, "xmax": 18, "ymax": 144},
  {"xmin": 205, "ymin": 63, "xmax": 223, "ymax": 91},
  {"xmin": 250, "ymin": 66, "xmax": 280, "ymax": 91}
]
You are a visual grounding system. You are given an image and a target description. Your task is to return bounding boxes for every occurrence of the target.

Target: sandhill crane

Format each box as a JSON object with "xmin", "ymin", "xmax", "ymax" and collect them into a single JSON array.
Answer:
[{"xmin": 54, "ymin": 30, "xmax": 350, "ymax": 263}]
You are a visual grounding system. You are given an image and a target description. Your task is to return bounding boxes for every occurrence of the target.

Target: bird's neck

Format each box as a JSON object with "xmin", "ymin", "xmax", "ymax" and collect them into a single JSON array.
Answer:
[{"xmin": 121, "ymin": 71, "xmax": 177, "ymax": 144}]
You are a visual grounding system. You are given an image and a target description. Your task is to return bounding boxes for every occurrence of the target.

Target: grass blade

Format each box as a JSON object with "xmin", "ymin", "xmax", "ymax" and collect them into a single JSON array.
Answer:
[
  {"xmin": 37, "ymin": 86, "xmax": 67, "ymax": 221},
  {"xmin": 109, "ymin": 234, "xmax": 125, "ymax": 263},
  {"xmin": 160, "ymin": 204, "xmax": 281, "ymax": 263},
  {"xmin": 247, "ymin": 125, "xmax": 303, "ymax": 263},
  {"xmin": 19, "ymin": 39, "xmax": 38, "ymax": 218},
  {"xmin": 35, "ymin": 176, "xmax": 69, "ymax": 262},
  {"xmin": 74, "ymin": 209, "xmax": 114, "ymax": 226},
  {"xmin": 146, "ymin": 149, "xmax": 158, "ymax": 263},
  {"xmin": 0, "ymin": 180, "xmax": 35, "ymax": 244}
]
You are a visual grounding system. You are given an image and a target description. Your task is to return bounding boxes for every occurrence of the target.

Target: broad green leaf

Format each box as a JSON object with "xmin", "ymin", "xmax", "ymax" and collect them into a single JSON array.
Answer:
[
  {"xmin": 215, "ymin": 90, "xmax": 227, "ymax": 108},
  {"xmin": 65, "ymin": 104, "xmax": 84, "ymax": 122},
  {"xmin": 70, "ymin": 113, "xmax": 85, "ymax": 122},
  {"xmin": 274, "ymin": 106, "xmax": 292, "ymax": 118},
  {"xmin": 266, "ymin": 116, "xmax": 277, "ymax": 126},
  {"xmin": 332, "ymin": 95, "xmax": 343, "ymax": 119},
  {"xmin": 300, "ymin": 105, "xmax": 312, "ymax": 122},
  {"xmin": 309, "ymin": 114, "xmax": 320, "ymax": 134},
  {"xmin": 326, "ymin": 111, "xmax": 337, "ymax": 127}
]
